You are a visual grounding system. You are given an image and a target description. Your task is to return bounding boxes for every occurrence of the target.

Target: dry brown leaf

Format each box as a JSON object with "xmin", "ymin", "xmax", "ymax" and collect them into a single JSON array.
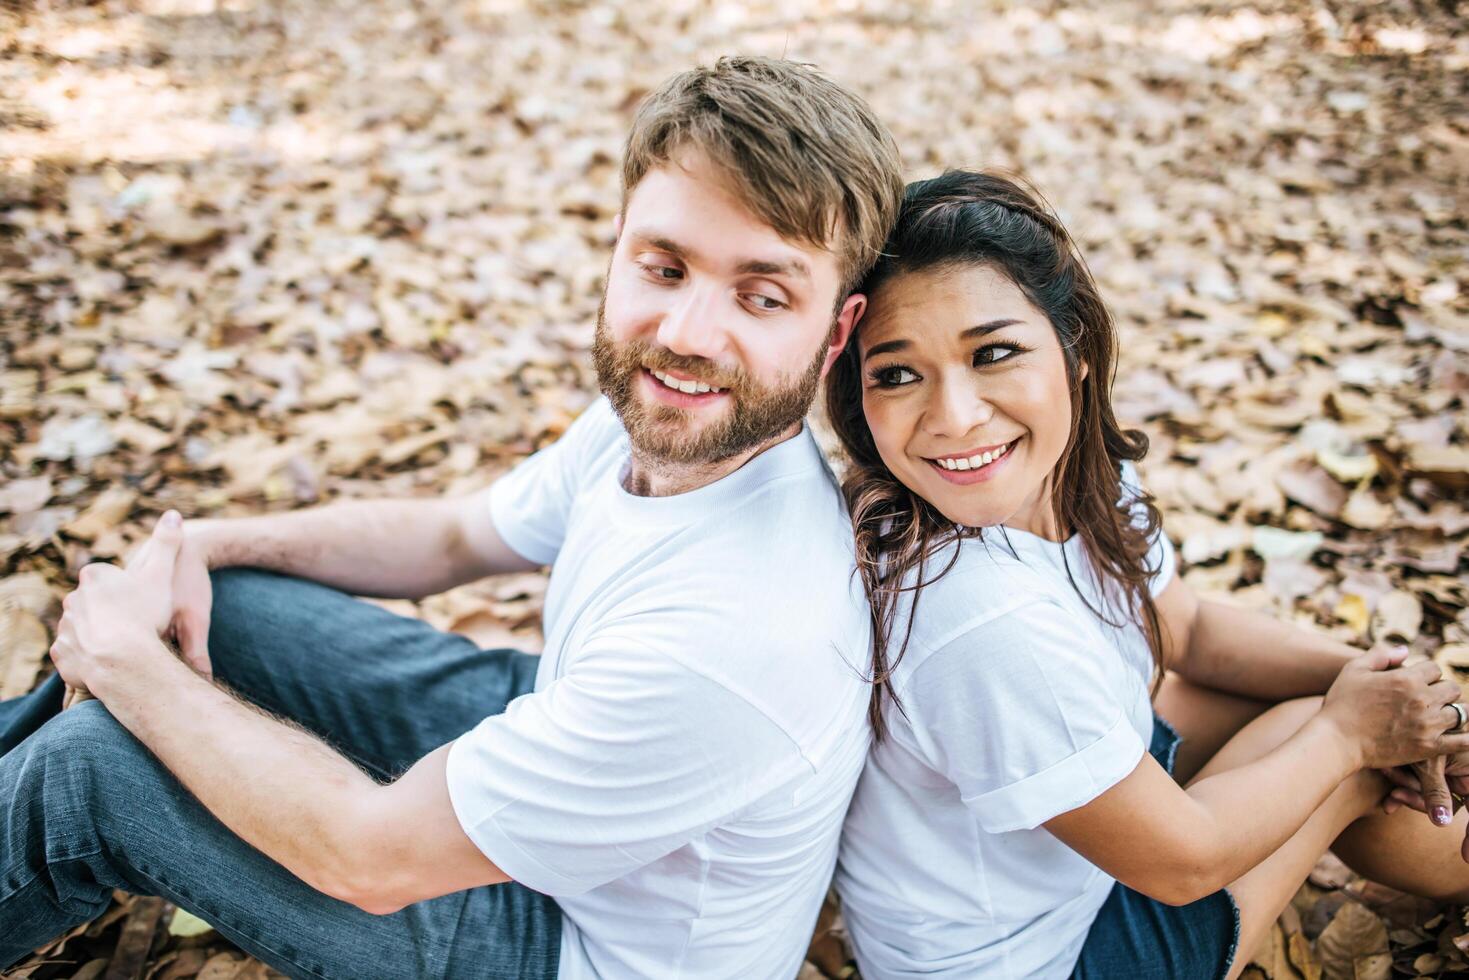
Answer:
[
  {"xmin": 0, "ymin": 572, "xmax": 59, "ymax": 618},
  {"xmin": 1250, "ymin": 920, "xmax": 1304, "ymax": 979},
  {"xmin": 65, "ymin": 487, "xmax": 139, "ymax": 543},
  {"xmin": 1317, "ymin": 901, "xmax": 1391, "ymax": 980},
  {"xmin": 0, "ymin": 607, "xmax": 49, "ymax": 699},
  {"xmin": 1275, "ymin": 462, "xmax": 1347, "ymax": 518},
  {"xmin": 1370, "ymin": 591, "xmax": 1423, "ymax": 645}
]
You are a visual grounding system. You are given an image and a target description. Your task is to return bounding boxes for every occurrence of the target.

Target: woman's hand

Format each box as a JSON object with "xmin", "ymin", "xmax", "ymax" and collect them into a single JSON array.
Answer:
[{"xmin": 1320, "ymin": 647, "xmax": 1466, "ymax": 771}]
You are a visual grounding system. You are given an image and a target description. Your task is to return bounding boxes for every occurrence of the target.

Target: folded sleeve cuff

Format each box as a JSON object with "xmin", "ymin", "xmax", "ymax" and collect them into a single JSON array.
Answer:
[
  {"xmin": 488, "ymin": 478, "xmax": 559, "ymax": 566},
  {"xmin": 445, "ymin": 735, "xmax": 590, "ymax": 897},
  {"xmin": 966, "ymin": 716, "xmax": 1147, "ymax": 834}
]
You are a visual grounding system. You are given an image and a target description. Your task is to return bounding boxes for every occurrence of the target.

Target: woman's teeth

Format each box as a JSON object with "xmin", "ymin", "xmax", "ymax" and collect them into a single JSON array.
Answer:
[
  {"xmin": 651, "ymin": 370, "xmax": 724, "ymax": 395},
  {"xmin": 933, "ymin": 442, "xmax": 1011, "ymax": 471}
]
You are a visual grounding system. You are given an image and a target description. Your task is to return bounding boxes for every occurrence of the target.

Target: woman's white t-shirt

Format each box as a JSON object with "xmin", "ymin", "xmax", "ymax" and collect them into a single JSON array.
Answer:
[{"xmin": 835, "ymin": 462, "xmax": 1175, "ymax": 979}]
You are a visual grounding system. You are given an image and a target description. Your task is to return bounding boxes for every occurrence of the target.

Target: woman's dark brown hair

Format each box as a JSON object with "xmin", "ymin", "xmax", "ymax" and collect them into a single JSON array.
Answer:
[{"xmin": 826, "ymin": 169, "xmax": 1167, "ymax": 740}]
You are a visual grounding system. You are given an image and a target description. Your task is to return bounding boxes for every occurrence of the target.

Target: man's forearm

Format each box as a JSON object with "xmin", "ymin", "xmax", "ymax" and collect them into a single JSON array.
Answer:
[
  {"xmin": 187, "ymin": 496, "xmax": 494, "ymax": 600},
  {"xmin": 91, "ymin": 639, "xmax": 381, "ymax": 905},
  {"xmin": 1179, "ymin": 599, "xmax": 1355, "ymax": 699}
]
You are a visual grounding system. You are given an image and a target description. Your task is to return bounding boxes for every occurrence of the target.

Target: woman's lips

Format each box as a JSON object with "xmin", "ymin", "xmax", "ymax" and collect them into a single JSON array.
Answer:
[{"xmin": 924, "ymin": 437, "xmax": 1022, "ymax": 485}]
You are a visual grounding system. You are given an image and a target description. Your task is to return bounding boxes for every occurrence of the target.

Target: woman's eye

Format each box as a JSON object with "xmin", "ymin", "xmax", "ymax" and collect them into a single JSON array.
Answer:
[
  {"xmin": 974, "ymin": 344, "xmax": 1019, "ymax": 366},
  {"xmin": 873, "ymin": 366, "xmax": 918, "ymax": 386}
]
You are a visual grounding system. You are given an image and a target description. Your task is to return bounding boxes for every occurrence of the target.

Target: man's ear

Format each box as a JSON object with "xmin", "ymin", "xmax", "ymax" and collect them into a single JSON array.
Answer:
[
  {"xmin": 821, "ymin": 293, "xmax": 868, "ymax": 377},
  {"xmin": 612, "ymin": 211, "xmax": 624, "ymax": 241}
]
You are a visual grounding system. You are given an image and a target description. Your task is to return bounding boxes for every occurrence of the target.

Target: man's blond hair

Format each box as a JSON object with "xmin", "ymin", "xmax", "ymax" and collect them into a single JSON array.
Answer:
[{"xmin": 621, "ymin": 56, "xmax": 904, "ymax": 296}]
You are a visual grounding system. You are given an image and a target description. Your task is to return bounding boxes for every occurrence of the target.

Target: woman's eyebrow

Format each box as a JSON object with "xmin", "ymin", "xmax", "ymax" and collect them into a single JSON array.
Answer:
[
  {"xmin": 864, "ymin": 318, "xmax": 1023, "ymax": 359},
  {"xmin": 960, "ymin": 318, "xmax": 1022, "ymax": 338}
]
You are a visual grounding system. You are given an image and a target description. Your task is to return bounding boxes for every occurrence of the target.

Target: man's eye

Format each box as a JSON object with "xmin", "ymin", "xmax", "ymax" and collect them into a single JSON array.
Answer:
[
  {"xmin": 641, "ymin": 264, "xmax": 682, "ymax": 281},
  {"xmin": 744, "ymin": 293, "xmax": 785, "ymax": 312}
]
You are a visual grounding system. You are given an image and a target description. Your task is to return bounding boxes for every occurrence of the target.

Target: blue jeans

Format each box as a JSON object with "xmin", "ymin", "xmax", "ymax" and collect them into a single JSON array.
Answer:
[
  {"xmin": 0, "ymin": 568, "xmax": 561, "ymax": 978},
  {"xmin": 1070, "ymin": 716, "xmax": 1240, "ymax": 979}
]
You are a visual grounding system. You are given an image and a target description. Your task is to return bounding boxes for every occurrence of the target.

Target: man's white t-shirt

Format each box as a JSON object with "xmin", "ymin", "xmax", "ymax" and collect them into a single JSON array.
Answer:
[
  {"xmin": 445, "ymin": 396, "xmax": 873, "ymax": 979},
  {"xmin": 834, "ymin": 462, "xmax": 1175, "ymax": 979}
]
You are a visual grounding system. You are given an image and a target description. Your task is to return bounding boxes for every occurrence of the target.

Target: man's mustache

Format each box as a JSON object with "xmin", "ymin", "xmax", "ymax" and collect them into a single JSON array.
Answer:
[{"xmin": 627, "ymin": 344, "xmax": 746, "ymax": 392}]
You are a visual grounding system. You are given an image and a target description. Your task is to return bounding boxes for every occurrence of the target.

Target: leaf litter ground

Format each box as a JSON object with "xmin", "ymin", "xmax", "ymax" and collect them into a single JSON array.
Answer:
[{"xmin": 1, "ymin": 0, "xmax": 1466, "ymax": 977}]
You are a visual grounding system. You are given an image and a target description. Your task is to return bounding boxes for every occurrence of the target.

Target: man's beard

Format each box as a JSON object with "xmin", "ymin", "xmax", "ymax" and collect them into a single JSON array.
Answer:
[{"xmin": 591, "ymin": 307, "xmax": 830, "ymax": 467}]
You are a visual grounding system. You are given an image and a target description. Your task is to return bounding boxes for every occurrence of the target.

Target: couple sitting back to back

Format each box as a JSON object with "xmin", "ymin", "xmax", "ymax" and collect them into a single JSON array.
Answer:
[{"xmin": 4, "ymin": 55, "xmax": 1467, "ymax": 980}]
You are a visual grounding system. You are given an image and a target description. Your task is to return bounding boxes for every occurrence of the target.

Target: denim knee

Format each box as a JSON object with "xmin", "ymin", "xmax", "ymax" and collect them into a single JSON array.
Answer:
[{"xmin": 7, "ymin": 700, "xmax": 140, "ymax": 858}]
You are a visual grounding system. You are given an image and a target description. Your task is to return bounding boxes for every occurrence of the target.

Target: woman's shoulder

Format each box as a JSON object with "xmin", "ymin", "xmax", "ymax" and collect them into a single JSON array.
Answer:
[{"xmin": 891, "ymin": 533, "xmax": 1077, "ymax": 667}]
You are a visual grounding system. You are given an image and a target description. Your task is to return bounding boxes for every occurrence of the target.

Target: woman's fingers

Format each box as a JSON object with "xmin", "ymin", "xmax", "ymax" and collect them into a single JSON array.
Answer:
[
  {"xmin": 1414, "ymin": 756, "xmax": 1455, "ymax": 826},
  {"xmin": 1379, "ymin": 766, "xmax": 1420, "ymax": 790}
]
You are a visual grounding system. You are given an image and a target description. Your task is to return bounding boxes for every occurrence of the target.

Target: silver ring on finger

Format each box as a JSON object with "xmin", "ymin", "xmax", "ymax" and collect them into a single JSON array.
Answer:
[{"xmin": 1449, "ymin": 702, "xmax": 1468, "ymax": 734}]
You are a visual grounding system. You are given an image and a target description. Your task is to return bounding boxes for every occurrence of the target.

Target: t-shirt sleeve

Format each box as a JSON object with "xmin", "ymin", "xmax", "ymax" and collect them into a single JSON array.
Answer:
[
  {"xmin": 904, "ymin": 598, "xmax": 1147, "ymax": 834},
  {"xmin": 443, "ymin": 639, "xmax": 803, "ymax": 897},
  {"xmin": 1118, "ymin": 459, "xmax": 1176, "ymax": 597},
  {"xmin": 477, "ymin": 397, "xmax": 619, "ymax": 565}
]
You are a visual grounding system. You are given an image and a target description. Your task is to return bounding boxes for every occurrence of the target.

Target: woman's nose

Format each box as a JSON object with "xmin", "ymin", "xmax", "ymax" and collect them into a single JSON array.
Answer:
[{"xmin": 922, "ymin": 379, "xmax": 994, "ymax": 441}]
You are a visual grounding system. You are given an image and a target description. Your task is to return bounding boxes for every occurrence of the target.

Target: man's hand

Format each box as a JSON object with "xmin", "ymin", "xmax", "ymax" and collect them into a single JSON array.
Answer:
[
  {"xmin": 170, "ymin": 524, "xmax": 214, "ymax": 678},
  {"xmin": 53, "ymin": 510, "xmax": 186, "ymax": 703}
]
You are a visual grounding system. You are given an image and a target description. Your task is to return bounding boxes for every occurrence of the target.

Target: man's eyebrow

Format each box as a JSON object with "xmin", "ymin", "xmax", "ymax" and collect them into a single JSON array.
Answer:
[
  {"xmin": 734, "ymin": 257, "xmax": 811, "ymax": 283},
  {"xmin": 629, "ymin": 231, "xmax": 811, "ymax": 283},
  {"xmin": 863, "ymin": 319, "xmax": 1023, "ymax": 359}
]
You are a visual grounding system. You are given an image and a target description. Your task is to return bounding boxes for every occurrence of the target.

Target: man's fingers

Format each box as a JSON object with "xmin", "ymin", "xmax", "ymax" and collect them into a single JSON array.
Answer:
[
  {"xmin": 175, "ymin": 612, "xmax": 213, "ymax": 679},
  {"xmin": 131, "ymin": 510, "xmax": 185, "ymax": 583}
]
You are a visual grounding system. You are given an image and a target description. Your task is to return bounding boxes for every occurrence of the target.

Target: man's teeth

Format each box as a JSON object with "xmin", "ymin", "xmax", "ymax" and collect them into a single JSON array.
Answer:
[
  {"xmin": 651, "ymin": 370, "xmax": 724, "ymax": 395},
  {"xmin": 934, "ymin": 442, "xmax": 1011, "ymax": 471}
]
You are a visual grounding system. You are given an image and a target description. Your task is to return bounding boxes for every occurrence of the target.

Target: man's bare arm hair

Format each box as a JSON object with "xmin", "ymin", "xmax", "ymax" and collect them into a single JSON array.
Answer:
[{"xmin": 187, "ymin": 491, "xmax": 536, "ymax": 600}]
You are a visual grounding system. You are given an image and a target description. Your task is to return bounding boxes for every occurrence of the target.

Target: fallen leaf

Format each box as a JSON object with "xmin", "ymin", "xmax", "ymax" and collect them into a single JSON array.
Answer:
[
  {"xmin": 0, "ymin": 607, "xmax": 49, "ymax": 699},
  {"xmin": 1317, "ymin": 901, "xmax": 1390, "ymax": 980},
  {"xmin": 65, "ymin": 487, "xmax": 139, "ymax": 543}
]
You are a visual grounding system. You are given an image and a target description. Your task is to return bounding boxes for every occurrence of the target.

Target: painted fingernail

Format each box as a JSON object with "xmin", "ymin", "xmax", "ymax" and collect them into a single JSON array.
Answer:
[{"xmin": 1434, "ymin": 806, "xmax": 1452, "ymax": 826}]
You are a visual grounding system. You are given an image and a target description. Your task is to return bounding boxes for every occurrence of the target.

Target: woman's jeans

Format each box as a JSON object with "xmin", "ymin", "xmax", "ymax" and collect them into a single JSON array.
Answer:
[{"xmin": 0, "ymin": 568, "xmax": 561, "ymax": 979}]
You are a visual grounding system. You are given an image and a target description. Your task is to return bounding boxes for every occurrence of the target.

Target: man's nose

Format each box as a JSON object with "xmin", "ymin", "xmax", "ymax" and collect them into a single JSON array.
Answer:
[
  {"xmin": 655, "ymin": 286, "xmax": 728, "ymax": 361},
  {"xmin": 923, "ymin": 378, "xmax": 994, "ymax": 441}
]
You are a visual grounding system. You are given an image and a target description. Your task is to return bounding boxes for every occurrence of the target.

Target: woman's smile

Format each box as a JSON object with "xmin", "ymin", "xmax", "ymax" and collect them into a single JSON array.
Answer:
[{"xmin": 921, "ymin": 436, "xmax": 1023, "ymax": 484}]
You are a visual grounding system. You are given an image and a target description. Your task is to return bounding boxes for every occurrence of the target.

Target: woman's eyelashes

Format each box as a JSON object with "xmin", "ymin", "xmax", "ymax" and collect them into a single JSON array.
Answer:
[
  {"xmin": 866, "ymin": 343, "xmax": 1030, "ymax": 388},
  {"xmin": 973, "ymin": 342, "xmax": 1027, "ymax": 366}
]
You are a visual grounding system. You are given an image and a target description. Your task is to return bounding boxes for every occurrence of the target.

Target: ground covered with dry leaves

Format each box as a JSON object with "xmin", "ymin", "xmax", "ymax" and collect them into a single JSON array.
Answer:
[{"xmin": 1, "ymin": 0, "xmax": 1466, "ymax": 977}]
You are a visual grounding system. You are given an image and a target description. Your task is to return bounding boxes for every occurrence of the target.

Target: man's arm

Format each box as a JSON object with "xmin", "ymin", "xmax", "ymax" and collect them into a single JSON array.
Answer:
[
  {"xmin": 186, "ymin": 491, "xmax": 538, "ymax": 600},
  {"xmin": 90, "ymin": 636, "xmax": 509, "ymax": 914}
]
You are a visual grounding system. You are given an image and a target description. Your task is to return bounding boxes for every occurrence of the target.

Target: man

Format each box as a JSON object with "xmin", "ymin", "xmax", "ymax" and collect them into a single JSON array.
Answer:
[{"xmin": 0, "ymin": 56, "xmax": 903, "ymax": 978}]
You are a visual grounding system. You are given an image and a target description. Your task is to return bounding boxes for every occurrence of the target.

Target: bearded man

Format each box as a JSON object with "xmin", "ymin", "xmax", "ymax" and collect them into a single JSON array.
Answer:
[{"xmin": 0, "ymin": 56, "xmax": 903, "ymax": 979}]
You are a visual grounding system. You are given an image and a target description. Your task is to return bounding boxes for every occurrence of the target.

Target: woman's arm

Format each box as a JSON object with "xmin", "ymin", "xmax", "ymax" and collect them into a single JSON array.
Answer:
[
  {"xmin": 1156, "ymin": 576, "xmax": 1358, "ymax": 701},
  {"xmin": 1046, "ymin": 650, "xmax": 1461, "ymax": 905}
]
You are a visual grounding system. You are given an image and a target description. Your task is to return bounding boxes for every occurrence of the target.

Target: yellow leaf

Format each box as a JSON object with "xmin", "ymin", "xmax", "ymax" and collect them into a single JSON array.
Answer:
[
  {"xmin": 1334, "ymin": 594, "xmax": 1370, "ymax": 635},
  {"xmin": 167, "ymin": 906, "xmax": 216, "ymax": 937}
]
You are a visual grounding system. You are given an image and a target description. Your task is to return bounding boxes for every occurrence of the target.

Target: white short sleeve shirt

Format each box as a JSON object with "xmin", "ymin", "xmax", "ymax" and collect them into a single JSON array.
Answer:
[
  {"xmin": 446, "ymin": 397, "xmax": 873, "ymax": 979},
  {"xmin": 835, "ymin": 462, "xmax": 1175, "ymax": 979}
]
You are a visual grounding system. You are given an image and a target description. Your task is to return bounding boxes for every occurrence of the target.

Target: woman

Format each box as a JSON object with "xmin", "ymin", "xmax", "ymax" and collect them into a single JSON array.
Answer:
[{"xmin": 826, "ymin": 170, "xmax": 1469, "ymax": 979}]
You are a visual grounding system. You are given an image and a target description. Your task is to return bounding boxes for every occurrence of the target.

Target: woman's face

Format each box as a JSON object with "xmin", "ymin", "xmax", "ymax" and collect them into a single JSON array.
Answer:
[{"xmin": 857, "ymin": 263, "xmax": 1079, "ymax": 539}]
